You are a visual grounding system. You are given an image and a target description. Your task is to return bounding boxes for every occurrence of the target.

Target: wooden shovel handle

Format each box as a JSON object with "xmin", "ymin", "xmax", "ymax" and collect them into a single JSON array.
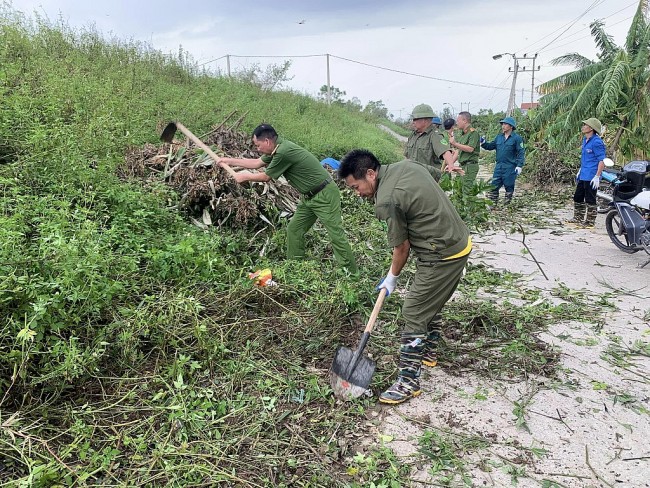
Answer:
[
  {"xmin": 364, "ymin": 288, "xmax": 387, "ymax": 334},
  {"xmin": 172, "ymin": 122, "xmax": 238, "ymax": 178}
]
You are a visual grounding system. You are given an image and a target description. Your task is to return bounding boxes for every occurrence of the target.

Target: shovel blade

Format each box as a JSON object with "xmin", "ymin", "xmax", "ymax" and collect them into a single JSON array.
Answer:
[
  {"xmin": 160, "ymin": 122, "xmax": 178, "ymax": 143},
  {"xmin": 329, "ymin": 346, "xmax": 376, "ymax": 400}
]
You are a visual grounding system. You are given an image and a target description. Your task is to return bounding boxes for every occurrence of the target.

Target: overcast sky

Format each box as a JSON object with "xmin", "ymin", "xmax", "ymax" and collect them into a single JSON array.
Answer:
[{"xmin": 12, "ymin": 0, "xmax": 640, "ymax": 119}]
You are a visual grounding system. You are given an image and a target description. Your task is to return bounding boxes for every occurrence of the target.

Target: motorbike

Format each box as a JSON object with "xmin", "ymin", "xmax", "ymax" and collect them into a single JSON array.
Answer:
[
  {"xmin": 596, "ymin": 167, "xmax": 623, "ymax": 214},
  {"xmin": 604, "ymin": 160, "xmax": 650, "ymax": 254}
]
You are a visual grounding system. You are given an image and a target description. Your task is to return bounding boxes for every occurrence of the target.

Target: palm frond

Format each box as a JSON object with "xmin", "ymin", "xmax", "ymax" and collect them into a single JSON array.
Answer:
[
  {"xmin": 563, "ymin": 70, "xmax": 608, "ymax": 132},
  {"xmin": 597, "ymin": 54, "xmax": 631, "ymax": 114},
  {"xmin": 538, "ymin": 63, "xmax": 604, "ymax": 94},
  {"xmin": 549, "ymin": 53, "xmax": 594, "ymax": 68},
  {"xmin": 629, "ymin": 17, "xmax": 650, "ymax": 71},
  {"xmin": 625, "ymin": 0, "xmax": 650, "ymax": 54},
  {"xmin": 590, "ymin": 20, "xmax": 619, "ymax": 60}
]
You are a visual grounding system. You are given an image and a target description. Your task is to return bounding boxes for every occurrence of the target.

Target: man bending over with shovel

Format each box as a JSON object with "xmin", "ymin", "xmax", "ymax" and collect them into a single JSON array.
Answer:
[
  {"xmin": 339, "ymin": 149, "xmax": 471, "ymax": 404},
  {"xmin": 217, "ymin": 124, "xmax": 357, "ymax": 274}
]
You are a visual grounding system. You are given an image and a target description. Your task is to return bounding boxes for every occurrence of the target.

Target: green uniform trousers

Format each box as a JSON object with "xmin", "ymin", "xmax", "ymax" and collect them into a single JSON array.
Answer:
[
  {"xmin": 460, "ymin": 162, "xmax": 479, "ymax": 192},
  {"xmin": 402, "ymin": 253, "xmax": 469, "ymax": 335},
  {"xmin": 286, "ymin": 182, "xmax": 358, "ymax": 273}
]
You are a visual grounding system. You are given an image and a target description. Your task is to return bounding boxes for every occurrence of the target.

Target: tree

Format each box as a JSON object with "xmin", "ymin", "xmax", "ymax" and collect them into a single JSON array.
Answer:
[
  {"xmin": 344, "ymin": 96, "xmax": 363, "ymax": 112},
  {"xmin": 233, "ymin": 61, "xmax": 294, "ymax": 91},
  {"xmin": 532, "ymin": 0, "xmax": 650, "ymax": 159},
  {"xmin": 317, "ymin": 85, "xmax": 347, "ymax": 104},
  {"xmin": 362, "ymin": 100, "xmax": 389, "ymax": 119}
]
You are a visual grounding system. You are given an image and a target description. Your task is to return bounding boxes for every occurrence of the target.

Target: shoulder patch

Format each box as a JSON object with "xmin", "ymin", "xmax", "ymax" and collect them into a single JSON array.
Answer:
[{"xmin": 440, "ymin": 138, "xmax": 448, "ymax": 146}]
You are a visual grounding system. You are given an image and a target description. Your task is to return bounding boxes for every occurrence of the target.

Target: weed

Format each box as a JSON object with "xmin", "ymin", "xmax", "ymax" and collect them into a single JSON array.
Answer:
[{"xmin": 418, "ymin": 429, "xmax": 490, "ymax": 486}]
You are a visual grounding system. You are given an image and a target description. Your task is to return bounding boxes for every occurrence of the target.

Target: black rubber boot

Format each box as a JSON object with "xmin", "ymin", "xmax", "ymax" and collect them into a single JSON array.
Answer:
[{"xmin": 505, "ymin": 192, "xmax": 514, "ymax": 204}]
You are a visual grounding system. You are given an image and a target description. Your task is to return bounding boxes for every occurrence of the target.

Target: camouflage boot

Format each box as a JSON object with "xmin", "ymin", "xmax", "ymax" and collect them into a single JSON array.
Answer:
[
  {"xmin": 379, "ymin": 334, "xmax": 424, "ymax": 405},
  {"xmin": 423, "ymin": 318, "xmax": 442, "ymax": 367},
  {"xmin": 582, "ymin": 204, "xmax": 598, "ymax": 228},
  {"xmin": 488, "ymin": 189, "xmax": 499, "ymax": 206},
  {"xmin": 565, "ymin": 202, "xmax": 586, "ymax": 225}
]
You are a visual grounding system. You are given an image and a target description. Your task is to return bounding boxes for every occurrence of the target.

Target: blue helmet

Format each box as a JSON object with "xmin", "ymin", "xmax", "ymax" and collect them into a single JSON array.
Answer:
[
  {"xmin": 432, "ymin": 116, "xmax": 442, "ymax": 125},
  {"xmin": 499, "ymin": 116, "xmax": 517, "ymax": 129}
]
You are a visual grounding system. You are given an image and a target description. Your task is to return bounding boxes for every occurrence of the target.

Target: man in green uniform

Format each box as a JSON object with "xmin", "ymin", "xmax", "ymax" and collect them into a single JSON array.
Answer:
[
  {"xmin": 404, "ymin": 104, "xmax": 462, "ymax": 181},
  {"xmin": 218, "ymin": 124, "xmax": 357, "ymax": 274},
  {"xmin": 339, "ymin": 149, "xmax": 472, "ymax": 404},
  {"xmin": 449, "ymin": 111, "xmax": 481, "ymax": 191}
]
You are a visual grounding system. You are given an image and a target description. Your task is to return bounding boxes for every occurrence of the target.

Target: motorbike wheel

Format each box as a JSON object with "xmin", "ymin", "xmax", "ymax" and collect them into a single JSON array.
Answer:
[{"xmin": 605, "ymin": 209, "xmax": 640, "ymax": 254}]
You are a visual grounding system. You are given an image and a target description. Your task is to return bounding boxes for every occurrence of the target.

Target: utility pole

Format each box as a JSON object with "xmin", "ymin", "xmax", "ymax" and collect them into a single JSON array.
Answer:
[
  {"xmin": 500, "ymin": 53, "xmax": 540, "ymax": 116},
  {"xmin": 226, "ymin": 54, "xmax": 231, "ymax": 77},
  {"xmin": 326, "ymin": 54, "xmax": 331, "ymax": 106},
  {"xmin": 506, "ymin": 56, "xmax": 519, "ymax": 117},
  {"xmin": 531, "ymin": 54, "xmax": 538, "ymax": 104}
]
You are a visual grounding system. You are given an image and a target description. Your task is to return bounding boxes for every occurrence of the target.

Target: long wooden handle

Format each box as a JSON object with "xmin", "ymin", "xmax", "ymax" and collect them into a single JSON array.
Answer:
[
  {"xmin": 364, "ymin": 288, "xmax": 387, "ymax": 334},
  {"xmin": 173, "ymin": 122, "xmax": 238, "ymax": 178}
]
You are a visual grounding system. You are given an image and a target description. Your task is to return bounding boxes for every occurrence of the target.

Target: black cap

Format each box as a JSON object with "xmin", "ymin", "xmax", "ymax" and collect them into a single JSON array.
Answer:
[{"xmin": 443, "ymin": 118, "xmax": 455, "ymax": 130}]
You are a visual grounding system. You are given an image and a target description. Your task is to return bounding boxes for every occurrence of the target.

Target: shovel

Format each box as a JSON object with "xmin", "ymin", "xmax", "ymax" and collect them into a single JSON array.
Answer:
[
  {"xmin": 160, "ymin": 121, "xmax": 238, "ymax": 178},
  {"xmin": 330, "ymin": 288, "xmax": 387, "ymax": 400}
]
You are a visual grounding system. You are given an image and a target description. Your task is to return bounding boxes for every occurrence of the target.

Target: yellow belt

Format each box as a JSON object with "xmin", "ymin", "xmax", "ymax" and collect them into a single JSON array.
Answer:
[{"xmin": 443, "ymin": 236, "xmax": 472, "ymax": 260}]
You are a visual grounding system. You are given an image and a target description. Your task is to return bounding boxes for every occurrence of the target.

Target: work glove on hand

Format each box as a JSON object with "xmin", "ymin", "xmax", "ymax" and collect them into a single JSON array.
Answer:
[
  {"xmin": 590, "ymin": 174, "xmax": 601, "ymax": 190},
  {"xmin": 376, "ymin": 271, "xmax": 398, "ymax": 297},
  {"xmin": 514, "ymin": 167, "xmax": 522, "ymax": 176},
  {"xmin": 576, "ymin": 170, "xmax": 580, "ymax": 183},
  {"xmin": 480, "ymin": 136, "xmax": 486, "ymax": 145}
]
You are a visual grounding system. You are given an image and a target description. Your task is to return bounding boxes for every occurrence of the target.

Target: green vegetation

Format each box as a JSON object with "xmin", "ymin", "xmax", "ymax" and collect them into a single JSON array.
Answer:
[
  {"xmin": 0, "ymin": 9, "xmax": 405, "ymax": 485},
  {"xmin": 531, "ymin": 0, "xmax": 650, "ymax": 161},
  {"xmin": 0, "ymin": 6, "xmax": 618, "ymax": 487}
]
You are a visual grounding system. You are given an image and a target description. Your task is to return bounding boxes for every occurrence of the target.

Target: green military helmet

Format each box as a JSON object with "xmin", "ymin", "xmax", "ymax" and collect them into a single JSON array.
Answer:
[
  {"xmin": 498, "ymin": 116, "xmax": 517, "ymax": 129},
  {"xmin": 582, "ymin": 117, "xmax": 602, "ymax": 134},
  {"xmin": 411, "ymin": 103, "xmax": 435, "ymax": 119}
]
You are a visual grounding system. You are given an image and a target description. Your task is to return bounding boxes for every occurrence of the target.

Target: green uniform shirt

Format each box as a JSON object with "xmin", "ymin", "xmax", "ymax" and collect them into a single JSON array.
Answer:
[
  {"xmin": 455, "ymin": 126, "xmax": 480, "ymax": 165},
  {"xmin": 404, "ymin": 125, "xmax": 451, "ymax": 170},
  {"xmin": 261, "ymin": 136, "xmax": 330, "ymax": 194},
  {"xmin": 374, "ymin": 160, "xmax": 470, "ymax": 260}
]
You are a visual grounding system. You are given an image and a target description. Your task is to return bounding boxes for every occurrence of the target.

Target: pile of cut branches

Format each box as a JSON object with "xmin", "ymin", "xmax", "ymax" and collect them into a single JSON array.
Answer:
[{"xmin": 119, "ymin": 111, "xmax": 301, "ymax": 229}]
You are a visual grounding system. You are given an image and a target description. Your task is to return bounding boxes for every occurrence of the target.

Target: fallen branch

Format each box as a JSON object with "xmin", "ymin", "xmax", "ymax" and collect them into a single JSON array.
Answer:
[
  {"xmin": 515, "ymin": 222, "xmax": 549, "ymax": 280},
  {"xmin": 585, "ymin": 445, "xmax": 615, "ymax": 488}
]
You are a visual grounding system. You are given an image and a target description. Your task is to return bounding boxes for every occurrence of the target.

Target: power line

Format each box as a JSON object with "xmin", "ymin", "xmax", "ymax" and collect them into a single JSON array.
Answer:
[
  {"xmin": 201, "ymin": 52, "xmax": 512, "ymax": 91},
  {"xmin": 329, "ymin": 54, "xmax": 510, "ymax": 90},
  {"xmin": 535, "ymin": 0, "xmax": 605, "ymax": 53},
  {"xmin": 517, "ymin": 0, "xmax": 637, "ymax": 55},
  {"xmin": 538, "ymin": 13, "xmax": 636, "ymax": 54}
]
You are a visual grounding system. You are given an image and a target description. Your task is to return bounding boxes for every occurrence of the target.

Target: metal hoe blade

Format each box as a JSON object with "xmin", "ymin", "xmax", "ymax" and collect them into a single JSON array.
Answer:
[{"xmin": 160, "ymin": 122, "xmax": 178, "ymax": 143}]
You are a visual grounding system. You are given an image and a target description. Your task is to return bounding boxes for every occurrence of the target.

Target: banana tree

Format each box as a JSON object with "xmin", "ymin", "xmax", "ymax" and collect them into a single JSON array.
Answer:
[{"xmin": 532, "ymin": 0, "xmax": 650, "ymax": 161}]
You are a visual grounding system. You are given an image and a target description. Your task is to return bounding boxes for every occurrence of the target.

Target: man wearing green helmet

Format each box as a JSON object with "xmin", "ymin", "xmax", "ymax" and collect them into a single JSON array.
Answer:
[
  {"xmin": 480, "ymin": 116, "xmax": 525, "ymax": 204},
  {"xmin": 404, "ymin": 104, "xmax": 462, "ymax": 181},
  {"xmin": 566, "ymin": 118, "xmax": 606, "ymax": 228}
]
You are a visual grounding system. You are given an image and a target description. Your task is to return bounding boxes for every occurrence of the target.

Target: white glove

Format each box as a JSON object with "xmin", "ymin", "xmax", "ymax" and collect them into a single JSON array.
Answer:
[
  {"xmin": 590, "ymin": 175, "xmax": 600, "ymax": 190},
  {"xmin": 576, "ymin": 170, "xmax": 580, "ymax": 182},
  {"xmin": 515, "ymin": 167, "xmax": 522, "ymax": 175},
  {"xmin": 376, "ymin": 271, "xmax": 398, "ymax": 297}
]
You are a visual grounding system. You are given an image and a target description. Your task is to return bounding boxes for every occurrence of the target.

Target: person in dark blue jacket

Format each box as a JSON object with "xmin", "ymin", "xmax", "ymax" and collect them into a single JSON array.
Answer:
[
  {"xmin": 566, "ymin": 118, "xmax": 606, "ymax": 228},
  {"xmin": 480, "ymin": 116, "xmax": 525, "ymax": 204}
]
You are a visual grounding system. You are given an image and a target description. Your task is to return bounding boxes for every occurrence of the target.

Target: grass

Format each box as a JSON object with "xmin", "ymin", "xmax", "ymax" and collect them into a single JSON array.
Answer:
[{"xmin": 0, "ymin": 6, "xmax": 618, "ymax": 487}]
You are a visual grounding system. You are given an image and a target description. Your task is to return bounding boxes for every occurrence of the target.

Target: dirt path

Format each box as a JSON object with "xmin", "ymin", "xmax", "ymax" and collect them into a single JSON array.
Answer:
[
  {"xmin": 362, "ymin": 201, "xmax": 649, "ymax": 487},
  {"xmin": 378, "ymin": 124, "xmax": 408, "ymax": 143}
]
